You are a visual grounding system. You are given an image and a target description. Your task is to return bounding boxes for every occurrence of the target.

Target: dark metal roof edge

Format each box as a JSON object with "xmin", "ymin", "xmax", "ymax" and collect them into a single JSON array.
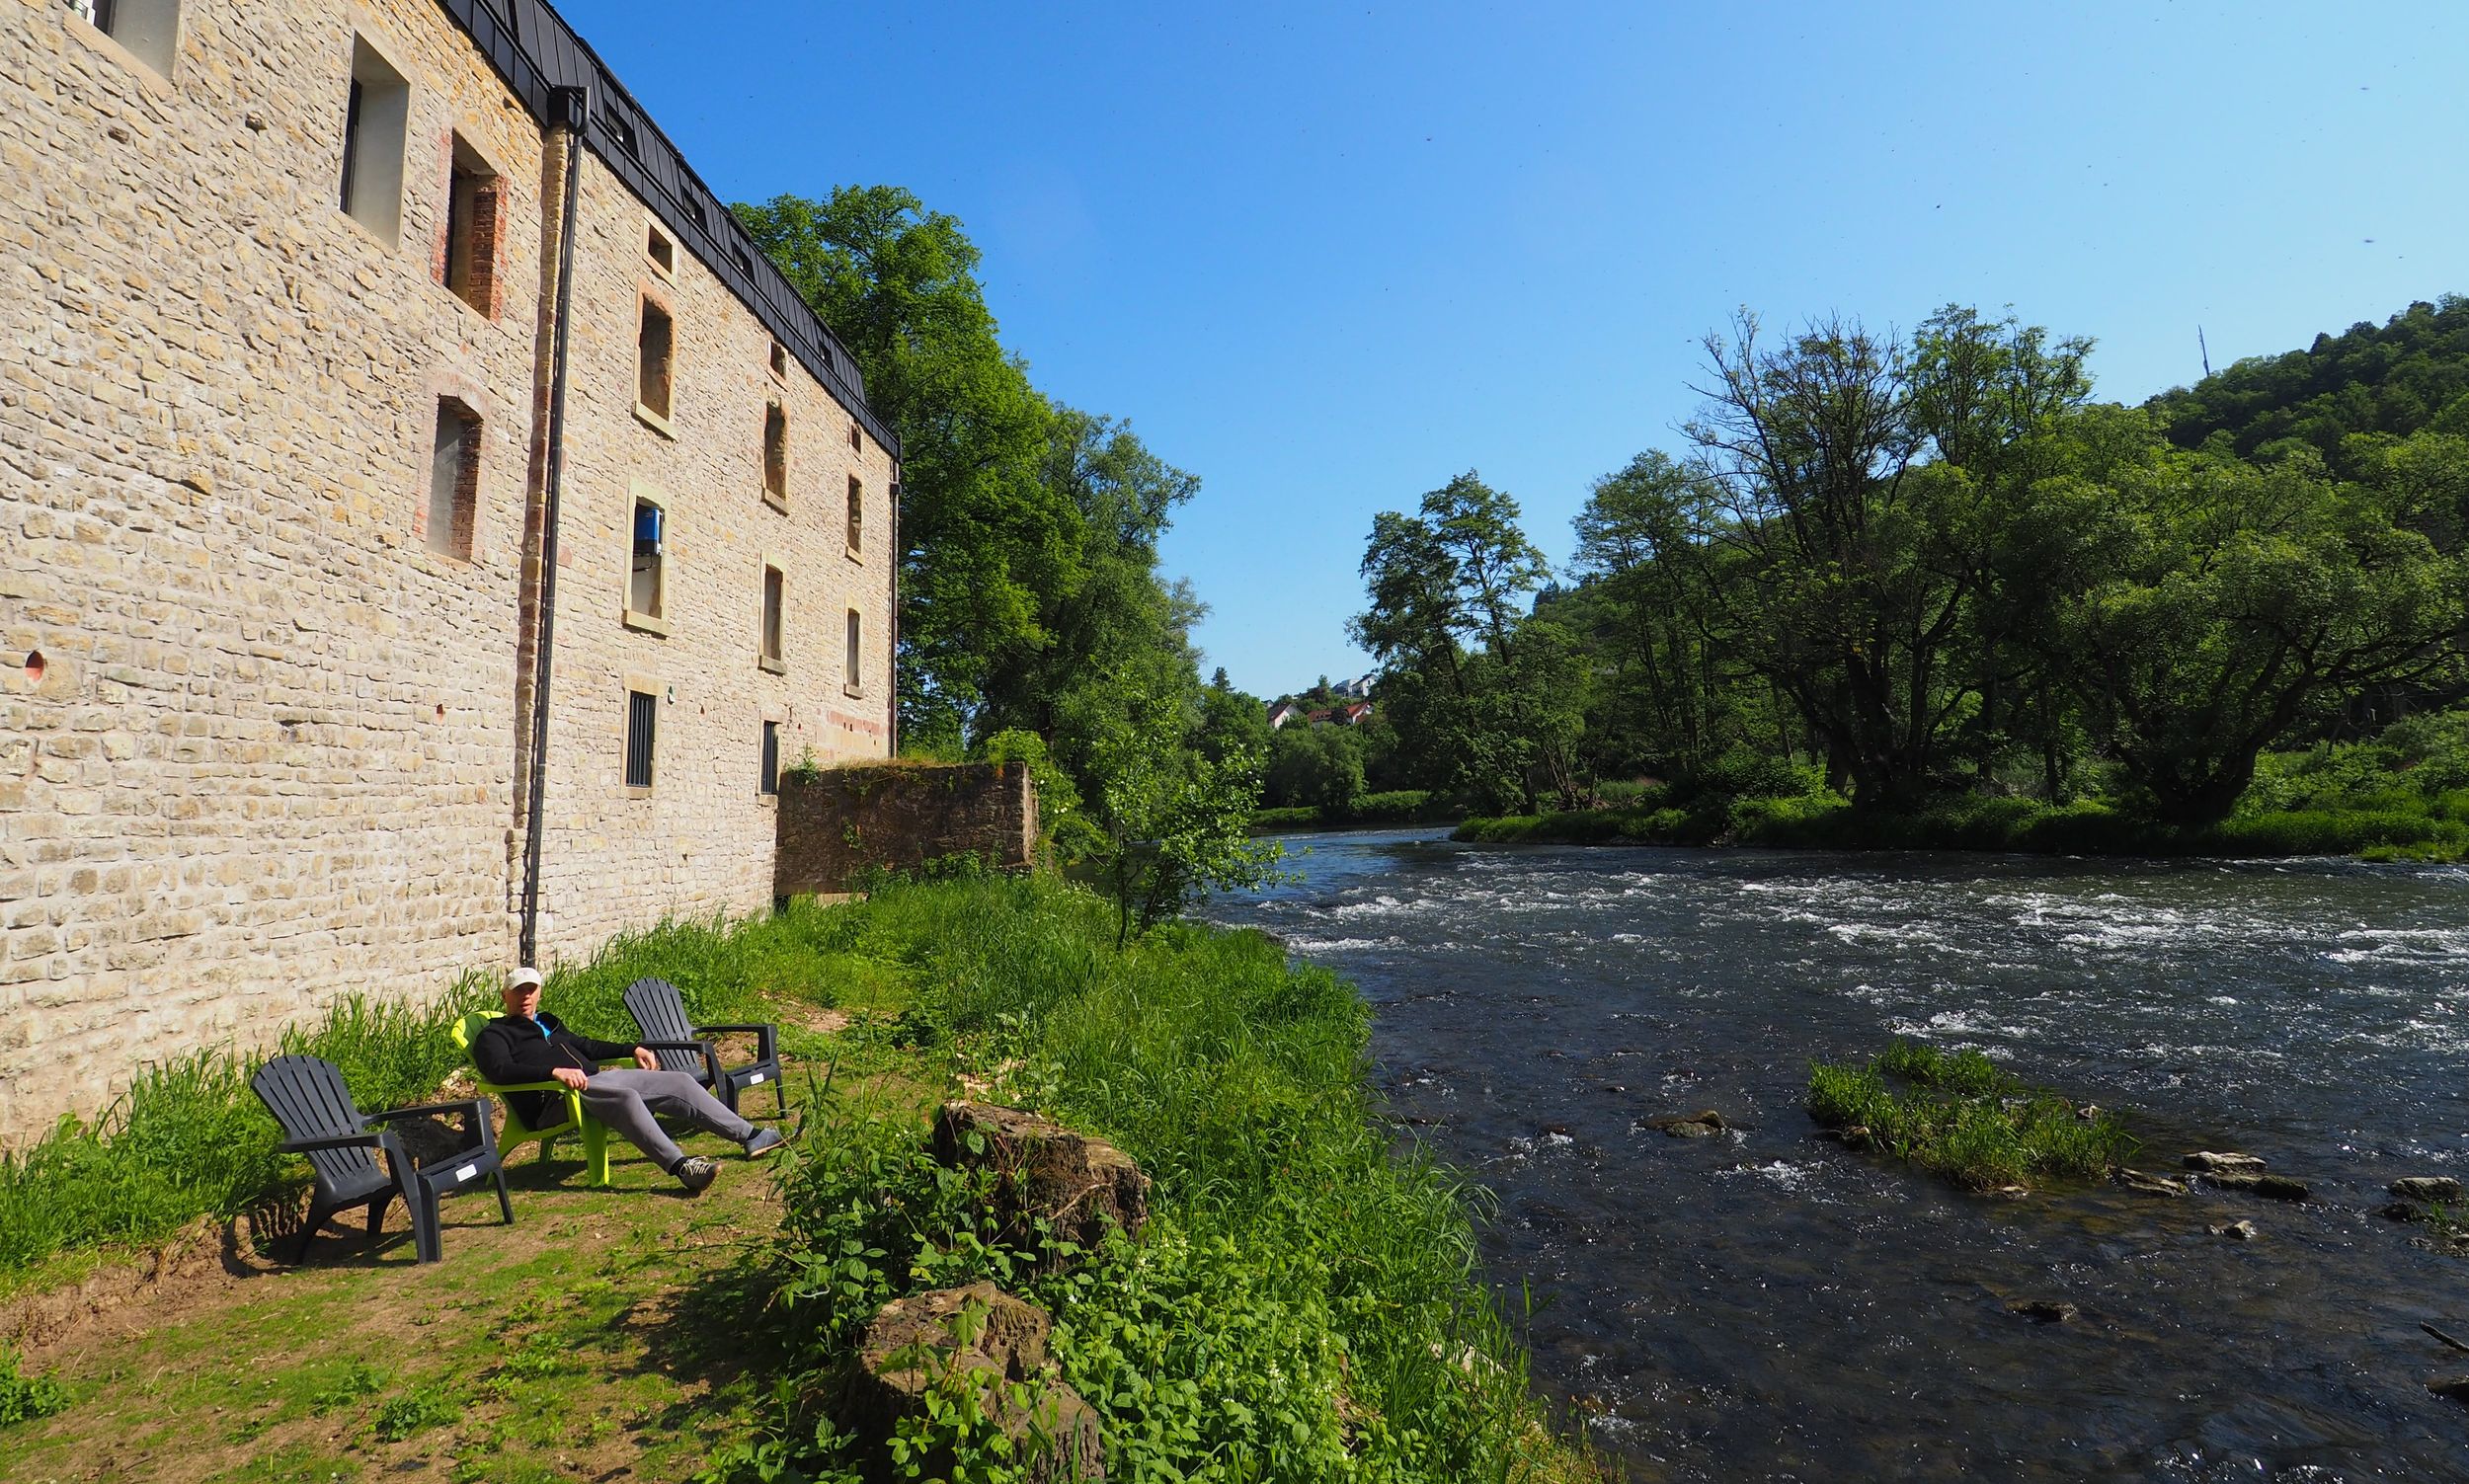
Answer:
[{"xmin": 431, "ymin": 0, "xmax": 901, "ymax": 460}]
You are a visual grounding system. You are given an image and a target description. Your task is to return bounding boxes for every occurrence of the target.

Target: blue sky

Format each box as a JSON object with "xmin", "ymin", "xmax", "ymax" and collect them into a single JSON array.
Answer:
[{"xmin": 579, "ymin": 1, "xmax": 2469, "ymax": 698}]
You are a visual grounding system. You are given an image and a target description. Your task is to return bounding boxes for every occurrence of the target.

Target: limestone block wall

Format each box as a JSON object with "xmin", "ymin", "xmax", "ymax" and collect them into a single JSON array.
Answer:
[
  {"xmin": 774, "ymin": 764, "xmax": 1038, "ymax": 897},
  {"xmin": 0, "ymin": 0, "xmax": 546, "ymax": 1138},
  {"xmin": 525, "ymin": 149, "xmax": 896, "ymax": 957}
]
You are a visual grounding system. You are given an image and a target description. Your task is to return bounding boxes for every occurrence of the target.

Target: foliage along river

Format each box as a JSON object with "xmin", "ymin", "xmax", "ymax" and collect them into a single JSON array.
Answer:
[{"xmin": 1209, "ymin": 828, "xmax": 2469, "ymax": 1480}]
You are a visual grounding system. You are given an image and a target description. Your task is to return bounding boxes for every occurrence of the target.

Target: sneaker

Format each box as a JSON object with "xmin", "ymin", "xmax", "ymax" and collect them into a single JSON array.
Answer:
[
  {"xmin": 742, "ymin": 1128, "xmax": 784, "ymax": 1158},
  {"xmin": 675, "ymin": 1156, "xmax": 719, "ymax": 1195}
]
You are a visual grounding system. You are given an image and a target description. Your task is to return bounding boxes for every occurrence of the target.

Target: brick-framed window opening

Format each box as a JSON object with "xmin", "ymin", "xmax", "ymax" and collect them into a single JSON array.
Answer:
[
  {"xmin": 759, "ymin": 721, "xmax": 780, "ymax": 797},
  {"xmin": 340, "ymin": 37, "xmax": 409, "ymax": 245},
  {"xmin": 645, "ymin": 220, "xmax": 676, "ymax": 280},
  {"xmin": 636, "ymin": 298, "xmax": 674, "ymax": 423},
  {"xmin": 623, "ymin": 689, "xmax": 657, "ymax": 790},
  {"xmin": 843, "ymin": 608, "xmax": 862, "ymax": 695},
  {"xmin": 762, "ymin": 404, "xmax": 788, "ymax": 505},
  {"xmin": 440, "ymin": 135, "xmax": 500, "ymax": 317},
  {"xmin": 71, "ymin": 0, "xmax": 181, "ymax": 78},
  {"xmin": 425, "ymin": 398, "xmax": 479, "ymax": 559},
  {"xmin": 629, "ymin": 498, "xmax": 665, "ymax": 620},
  {"xmin": 759, "ymin": 565, "xmax": 785, "ymax": 668},
  {"xmin": 845, "ymin": 477, "xmax": 862, "ymax": 557}
]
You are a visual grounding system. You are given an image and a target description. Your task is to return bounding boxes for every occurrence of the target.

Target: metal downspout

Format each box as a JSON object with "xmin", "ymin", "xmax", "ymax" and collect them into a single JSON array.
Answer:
[{"xmin": 518, "ymin": 86, "xmax": 588, "ymax": 966}]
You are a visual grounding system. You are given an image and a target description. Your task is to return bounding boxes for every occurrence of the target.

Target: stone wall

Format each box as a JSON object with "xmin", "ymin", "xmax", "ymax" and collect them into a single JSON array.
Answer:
[
  {"xmin": 775, "ymin": 764, "xmax": 1038, "ymax": 897},
  {"xmin": 0, "ymin": 0, "xmax": 895, "ymax": 1142}
]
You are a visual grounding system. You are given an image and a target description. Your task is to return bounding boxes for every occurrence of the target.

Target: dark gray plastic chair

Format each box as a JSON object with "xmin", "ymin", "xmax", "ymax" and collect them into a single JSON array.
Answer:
[
  {"xmin": 250, "ymin": 1054, "xmax": 512, "ymax": 1264},
  {"xmin": 622, "ymin": 976, "xmax": 783, "ymax": 1118}
]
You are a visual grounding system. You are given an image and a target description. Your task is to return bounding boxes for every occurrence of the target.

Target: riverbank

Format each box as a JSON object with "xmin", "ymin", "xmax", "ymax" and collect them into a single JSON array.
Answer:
[
  {"xmin": 1254, "ymin": 788, "xmax": 1467, "ymax": 833},
  {"xmin": 1455, "ymin": 792, "xmax": 2469, "ymax": 861},
  {"xmin": 0, "ymin": 880, "xmax": 1599, "ymax": 1481}
]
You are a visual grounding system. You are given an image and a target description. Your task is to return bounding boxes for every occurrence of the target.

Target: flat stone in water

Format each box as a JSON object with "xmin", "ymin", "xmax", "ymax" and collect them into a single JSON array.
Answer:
[
  {"xmin": 2183, "ymin": 1151, "xmax": 2268, "ymax": 1173},
  {"xmin": 2010, "ymin": 1298, "xmax": 2079, "ymax": 1324},
  {"xmin": 2114, "ymin": 1168, "xmax": 2190, "ymax": 1197},
  {"xmin": 2391, "ymin": 1177, "xmax": 2463, "ymax": 1204},
  {"xmin": 2204, "ymin": 1171, "xmax": 2308, "ymax": 1202},
  {"xmin": 1641, "ymin": 1110, "xmax": 1730, "ymax": 1137},
  {"xmin": 2209, "ymin": 1220, "xmax": 2259, "ymax": 1241}
]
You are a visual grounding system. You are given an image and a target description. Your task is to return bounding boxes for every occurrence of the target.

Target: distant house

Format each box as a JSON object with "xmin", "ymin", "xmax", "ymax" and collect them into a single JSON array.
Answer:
[
  {"xmin": 1329, "ymin": 673, "xmax": 1378, "ymax": 699},
  {"xmin": 1306, "ymin": 709, "xmax": 1335, "ymax": 727},
  {"xmin": 1340, "ymin": 702, "xmax": 1374, "ymax": 727},
  {"xmin": 1267, "ymin": 701, "xmax": 1305, "ymax": 729}
]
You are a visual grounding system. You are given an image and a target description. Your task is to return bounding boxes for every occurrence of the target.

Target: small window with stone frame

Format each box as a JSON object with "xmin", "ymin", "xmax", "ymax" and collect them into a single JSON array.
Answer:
[
  {"xmin": 759, "ymin": 720, "xmax": 780, "ymax": 797},
  {"xmin": 623, "ymin": 688, "xmax": 658, "ymax": 791},
  {"xmin": 628, "ymin": 497, "xmax": 666, "ymax": 624},
  {"xmin": 636, "ymin": 297, "xmax": 675, "ymax": 427},
  {"xmin": 843, "ymin": 608, "xmax": 862, "ymax": 695},
  {"xmin": 340, "ymin": 36, "xmax": 410, "ymax": 245},
  {"xmin": 759, "ymin": 564, "xmax": 786, "ymax": 671},
  {"xmin": 425, "ymin": 397, "xmax": 480, "ymax": 560},
  {"xmin": 439, "ymin": 135, "xmax": 501, "ymax": 316},
  {"xmin": 762, "ymin": 403, "xmax": 788, "ymax": 507},
  {"xmin": 845, "ymin": 476, "xmax": 862, "ymax": 559},
  {"xmin": 69, "ymin": 0, "xmax": 181, "ymax": 79}
]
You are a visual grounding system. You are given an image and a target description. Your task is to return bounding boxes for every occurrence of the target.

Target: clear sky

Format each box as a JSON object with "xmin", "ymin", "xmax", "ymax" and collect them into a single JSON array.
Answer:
[{"xmin": 576, "ymin": 0, "xmax": 2469, "ymax": 699}]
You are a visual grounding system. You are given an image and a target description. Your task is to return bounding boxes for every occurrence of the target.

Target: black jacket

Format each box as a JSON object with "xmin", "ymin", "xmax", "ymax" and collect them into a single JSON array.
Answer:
[{"xmin": 472, "ymin": 1011, "xmax": 637, "ymax": 1129}]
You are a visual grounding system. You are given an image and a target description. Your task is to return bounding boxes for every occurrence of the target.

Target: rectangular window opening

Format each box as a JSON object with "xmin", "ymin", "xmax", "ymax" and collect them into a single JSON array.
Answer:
[
  {"xmin": 629, "ymin": 499, "xmax": 665, "ymax": 620},
  {"xmin": 847, "ymin": 423, "xmax": 862, "ymax": 452},
  {"xmin": 340, "ymin": 37, "xmax": 409, "ymax": 245},
  {"xmin": 843, "ymin": 608, "xmax": 862, "ymax": 694},
  {"xmin": 768, "ymin": 341, "xmax": 787, "ymax": 380},
  {"xmin": 760, "ymin": 721, "xmax": 779, "ymax": 797},
  {"xmin": 441, "ymin": 135, "xmax": 500, "ymax": 315},
  {"xmin": 426, "ymin": 398, "xmax": 479, "ymax": 559},
  {"xmin": 845, "ymin": 477, "xmax": 862, "ymax": 556},
  {"xmin": 762, "ymin": 404, "xmax": 788, "ymax": 502},
  {"xmin": 760, "ymin": 566, "xmax": 785, "ymax": 665},
  {"xmin": 77, "ymin": 0, "xmax": 180, "ymax": 76},
  {"xmin": 646, "ymin": 221, "xmax": 676, "ymax": 278},
  {"xmin": 636, "ymin": 299, "xmax": 674, "ymax": 422},
  {"xmin": 624, "ymin": 689, "xmax": 657, "ymax": 790}
]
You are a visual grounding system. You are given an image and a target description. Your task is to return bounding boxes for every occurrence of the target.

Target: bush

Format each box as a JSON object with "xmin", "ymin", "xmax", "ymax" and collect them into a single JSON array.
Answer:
[{"xmin": 0, "ymin": 1347, "xmax": 69, "ymax": 1429}]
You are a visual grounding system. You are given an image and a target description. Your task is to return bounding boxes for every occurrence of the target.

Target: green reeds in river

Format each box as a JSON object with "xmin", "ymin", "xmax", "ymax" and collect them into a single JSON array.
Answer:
[{"xmin": 1808, "ymin": 1040, "xmax": 2136, "ymax": 1192}]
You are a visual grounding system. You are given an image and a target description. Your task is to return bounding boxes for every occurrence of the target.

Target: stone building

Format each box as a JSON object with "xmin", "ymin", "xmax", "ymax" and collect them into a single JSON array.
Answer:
[{"xmin": 0, "ymin": 0, "xmax": 900, "ymax": 1141}]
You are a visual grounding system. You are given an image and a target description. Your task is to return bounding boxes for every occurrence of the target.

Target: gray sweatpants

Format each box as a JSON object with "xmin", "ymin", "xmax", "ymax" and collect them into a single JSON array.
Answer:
[{"xmin": 579, "ymin": 1068, "xmax": 756, "ymax": 1173}]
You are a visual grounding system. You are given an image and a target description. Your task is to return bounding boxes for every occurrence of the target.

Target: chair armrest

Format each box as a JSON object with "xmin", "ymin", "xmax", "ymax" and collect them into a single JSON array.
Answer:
[
  {"xmin": 636, "ymin": 1039, "xmax": 722, "ymax": 1084},
  {"xmin": 692, "ymin": 1023, "xmax": 779, "ymax": 1061},
  {"xmin": 366, "ymin": 1098, "xmax": 492, "ymax": 1123},
  {"xmin": 280, "ymin": 1131, "xmax": 385, "ymax": 1155},
  {"xmin": 367, "ymin": 1098, "xmax": 499, "ymax": 1159},
  {"xmin": 476, "ymin": 1077, "xmax": 572, "ymax": 1093}
]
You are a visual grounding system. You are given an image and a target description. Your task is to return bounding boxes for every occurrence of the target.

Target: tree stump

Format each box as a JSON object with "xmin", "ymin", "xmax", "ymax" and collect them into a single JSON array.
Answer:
[
  {"xmin": 839, "ymin": 1282, "xmax": 1105, "ymax": 1482},
  {"xmin": 930, "ymin": 1102, "xmax": 1151, "ymax": 1265}
]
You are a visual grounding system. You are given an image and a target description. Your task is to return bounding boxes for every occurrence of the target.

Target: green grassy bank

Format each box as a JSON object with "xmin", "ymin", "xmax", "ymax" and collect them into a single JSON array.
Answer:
[
  {"xmin": 0, "ymin": 880, "xmax": 1596, "ymax": 1481},
  {"xmin": 1252, "ymin": 789, "xmax": 1466, "ymax": 832},
  {"xmin": 1455, "ymin": 791, "xmax": 2469, "ymax": 861}
]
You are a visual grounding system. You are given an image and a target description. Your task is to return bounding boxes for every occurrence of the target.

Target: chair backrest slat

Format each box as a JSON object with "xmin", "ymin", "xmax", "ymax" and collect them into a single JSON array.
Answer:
[
  {"xmin": 623, "ymin": 977, "xmax": 699, "ymax": 1074},
  {"xmin": 251, "ymin": 1054, "xmax": 379, "ymax": 1192}
]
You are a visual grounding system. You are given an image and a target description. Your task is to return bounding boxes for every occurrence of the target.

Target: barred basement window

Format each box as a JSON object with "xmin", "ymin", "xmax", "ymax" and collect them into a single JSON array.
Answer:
[
  {"xmin": 440, "ymin": 135, "xmax": 501, "ymax": 316},
  {"xmin": 623, "ymin": 689, "xmax": 657, "ymax": 790},
  {"xmin": 762, "ymin": 404, "xmax": 788, "ymax": 505},
  {"xmin": 426, "ymin": 398, "xmax": 479, "ymax": 559},
  {"xmin": 636, "ymin": 298, "xmax": 674, "ymax": 424},
  {"xmin": 759, "ymin": 564, "xmax": 785, "ymax": 670},
  {"xmin": 759, "ymin": 721, "xmax": 780, "ymax": 797},
  {"xmin": 73, "ymin": 0, "xmax": 182, "ymax": 77},
  {"xmin": 340, "ymin": 37, "xmax": 409, "ymax": 245},
  {"xmin": 844, "ymin": 477, "xmax": 862, "ymax": 557}
]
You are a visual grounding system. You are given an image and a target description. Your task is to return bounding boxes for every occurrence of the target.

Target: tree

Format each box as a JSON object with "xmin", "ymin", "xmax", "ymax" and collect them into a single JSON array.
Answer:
[
  {"xmin": 2045, "ymin": 451, "xmax": 2465, "ymax": 822},
  {"xmin": 1266, "ymin": 725, "xmax": 1366, "ymax": 815},
  {"xmin": 1080, "ymin": 686, "xmax": 1285, "ymax": 947}
]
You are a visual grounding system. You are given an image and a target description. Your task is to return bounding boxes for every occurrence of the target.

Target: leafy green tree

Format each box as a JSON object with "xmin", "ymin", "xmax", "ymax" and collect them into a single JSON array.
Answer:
[
  {"xmin": 1080, "ymin": 686, "xmax": 1285, "ymax": 947},
  {"xmin": 2044, "ymin": 451, "xmax": 2465, "ymax": 822},
  {"xmin": 1265, "ymin": 725, "xmax": 1366, "ymax": 815}
]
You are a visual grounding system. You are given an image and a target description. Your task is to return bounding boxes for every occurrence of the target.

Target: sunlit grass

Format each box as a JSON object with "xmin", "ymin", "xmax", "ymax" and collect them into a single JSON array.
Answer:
[{"xmin": 1809, "ymin": 1040, "xmax": 2136, "ymax": 1192}]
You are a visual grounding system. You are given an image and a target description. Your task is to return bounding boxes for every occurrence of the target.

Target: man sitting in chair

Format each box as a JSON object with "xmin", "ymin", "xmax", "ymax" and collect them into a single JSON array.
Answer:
[{"xmin": 474, "ymin": 967, "xmax": 783, "ymax": 1195}]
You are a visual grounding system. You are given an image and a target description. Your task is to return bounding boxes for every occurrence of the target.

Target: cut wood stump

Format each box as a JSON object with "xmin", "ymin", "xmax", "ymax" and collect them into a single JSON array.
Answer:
[
  {"xmin": 930, "ymin": 1102, "xmax": 1151, "ymax": 1266},
  {"xmin": 839, "ymin": 1282, "xmax": 1105, "ymax": 1482}
]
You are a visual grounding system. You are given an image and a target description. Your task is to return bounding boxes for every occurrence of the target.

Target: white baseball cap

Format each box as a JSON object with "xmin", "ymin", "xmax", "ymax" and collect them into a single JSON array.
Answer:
[{"xmin": 508, "ymin": 966, "xmax": 544, "ymax": 991}]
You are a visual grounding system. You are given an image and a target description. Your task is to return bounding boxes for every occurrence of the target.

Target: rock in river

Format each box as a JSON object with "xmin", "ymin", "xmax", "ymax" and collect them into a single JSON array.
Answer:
[
  {"xmin": 2392, "ymin": 1177, "xmax": 2464, "ymax": 1204},
  {"xmin": 2114, "ymin": 1168, "xmax": 2190, "ymax": 1197},
  {"xmin": 1641, "ymin": 1109, "xmax": 1731, "ymax": 1138},
  {"xmin": 2209, "ymin": 1219, "xmax": 2259, "ymax": 1241},
  {"xmin": 2183, "ymin": 1151, "xmax": 2268, "ymax": 1173},
  {"xmin": 2429, "ymin": 1374, "xmax": 2469, "ymax": 1406},
  {"xmin": 2204, "ymin": 1171, "xmax": 2309, "ymax": 1202},
  {"xmin": 2010, "ymin": 1298, "xmax": 2080, "ymax": 1324}
]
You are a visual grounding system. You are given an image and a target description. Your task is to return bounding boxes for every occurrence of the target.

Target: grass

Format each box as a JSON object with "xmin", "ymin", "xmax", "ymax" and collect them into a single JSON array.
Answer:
[
  {"xmin": 0, "ymin": 879, "xmax": 1600, "ymax": 1482},
  {"xmin": 1253, "ymin": 790, "xmax": 1466, "ymax": 831},
  {"xmin": 1454, "ymin": 792, "xmax": 2469, "ymax": 861},
  {"xmin": 1807, "ymin": 1040, "xmax": 2137, "ymax": 1192}
]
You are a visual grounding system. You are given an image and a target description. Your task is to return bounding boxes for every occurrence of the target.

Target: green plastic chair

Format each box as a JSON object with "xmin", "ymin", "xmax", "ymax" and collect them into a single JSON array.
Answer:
[{"xmin": 452, "ymin": 1010, "xmax": 619, "ymax": 1188}]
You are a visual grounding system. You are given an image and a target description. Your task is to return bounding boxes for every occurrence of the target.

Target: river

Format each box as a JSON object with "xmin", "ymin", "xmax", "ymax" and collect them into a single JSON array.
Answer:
[{"xmin": 1209, "ymin": 829, "xmax": 2469, "ymax": 1480}]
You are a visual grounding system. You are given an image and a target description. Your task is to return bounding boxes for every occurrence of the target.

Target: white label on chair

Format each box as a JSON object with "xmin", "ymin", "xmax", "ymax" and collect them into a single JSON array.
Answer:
[
  {"xmin": 747, "ymin": 1072, "xmax": 764, "ymax": 1084},
  {"xmin": 455, "ymin": 1164, "xmax": 477, "ymax": 1182}
]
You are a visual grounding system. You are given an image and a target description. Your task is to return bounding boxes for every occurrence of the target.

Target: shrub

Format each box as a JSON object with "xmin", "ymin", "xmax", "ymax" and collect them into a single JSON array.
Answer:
[
  {"xmin": 0, "ymin": 1347, "xmax": 69, "ymax": 1429},
  {"xmin": 1809, "ymin": 1040, "xmax": 2135, "ymax": 1191}
]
